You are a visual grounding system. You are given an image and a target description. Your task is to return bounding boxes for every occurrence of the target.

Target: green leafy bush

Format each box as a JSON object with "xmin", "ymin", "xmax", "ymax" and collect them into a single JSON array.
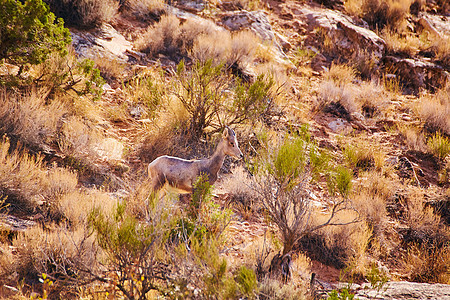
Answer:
[
  {"xmin": 427, "ymin": 131, "xmax": 450, "ymax": 161},
  {"xmin": 254, "ymin": 128, "xmax": 358, "ymax": 255},
  {"xmin": 0, "ymin": 0, "xmax": 71, "ymax": 68},
  {"xmin": 174, "ymin": 59, "xmax": 279, "ymax": 138}
]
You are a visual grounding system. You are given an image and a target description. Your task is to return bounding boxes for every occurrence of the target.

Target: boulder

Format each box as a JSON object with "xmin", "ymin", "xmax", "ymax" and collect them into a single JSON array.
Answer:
[
  {"xmin": 71, "ymin": 23, "xmax": 135, "ymax": 62},
  {"xmin": 349, "ymin": 281, "xmax": 450, "ymax": 300},
  {"xmin": 289, "ymin": 5, "xmax": 385, "ymax": 62},
  {"xmin": 173, "ymin": 0, "xmax": 206, "ymax": 13},
  {"xmin": 383, "ymin": 56, "xmax": 449, "ymax": 94}
]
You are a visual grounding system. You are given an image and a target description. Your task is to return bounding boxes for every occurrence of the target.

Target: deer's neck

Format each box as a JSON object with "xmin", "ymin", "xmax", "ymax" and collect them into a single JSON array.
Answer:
[{"xmin": 206, "ymin": 141, "xmax": 226, "ymax": 178}]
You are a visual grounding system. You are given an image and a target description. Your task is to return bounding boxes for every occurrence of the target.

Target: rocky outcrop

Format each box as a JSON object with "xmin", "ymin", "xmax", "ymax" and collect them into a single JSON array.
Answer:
[
  {"xmin": 291, "ymin": 5, "xmax": 385, "ymax": 61},
  {"xmin": 352, "ymin": 281, "xmax": 450, "ymax": 300},
  {"xmin": 383, "ymin": 56, "xmax": 449, "ymax": 94},
  {"xmin": 71, "ymin": 23, "xmax": 137, "ymax": 63}
]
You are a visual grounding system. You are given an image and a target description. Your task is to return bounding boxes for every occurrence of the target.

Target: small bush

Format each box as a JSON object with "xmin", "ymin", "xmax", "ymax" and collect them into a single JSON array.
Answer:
[
  {"xmin": 427, "ymin": 131, "xmax": 450, "ymax": 161},
  {"xmin": 2, "ymin": 226, "xmax": 99, "ymax": 298},
  {"xmin": 0, "ymin": 88, "xmax": 67, "ymax": 150},
  {"xmin": 254, "ymin": 130, "xmax": 358, "ymax": 255},
  {"xmin": 173, "ymin": 60, "xmax": 278, "ymax": 138},
  {"xmin": 235, "ymin": 266, "xmax": 257, "ymax": 297},
  {"xmin": 345, "ymin": 0, "xmax": 414, "ymax": 30},
  {"xmin": 417, "ymin": 84, "xmax": 450, "ymax": 135},
  {"xmin": 45, "ymin": 0, "xmax": 118, "ymax": 29},
  {"xmin": 89, "ymin": 198, "xmax": 177, "ymax": 299},
  {"xmin": 0, "ymin": 137, "xmax": 77, "ymax": 214},
  {"xmin": 343, "ymin": 138, "xmax": 385, "ymax": 173},
  {"xmin": 401, "ymin": 242, "xmax": 450, "ymax": 283},
  {"xmin": 120, "ymin": 0, "xmax": 166, "ymax": 22}
]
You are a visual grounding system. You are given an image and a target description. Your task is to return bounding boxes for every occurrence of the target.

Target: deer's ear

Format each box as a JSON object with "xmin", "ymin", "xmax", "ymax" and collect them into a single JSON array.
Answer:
[{"xmin": 223, "ymin": 127, "xmax": 229, "ymax": 138}]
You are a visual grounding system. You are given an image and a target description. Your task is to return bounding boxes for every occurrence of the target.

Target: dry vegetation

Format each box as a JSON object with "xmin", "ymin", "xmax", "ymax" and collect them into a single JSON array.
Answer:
[{"xmin": 0, "ymin": 0, "xmax": 449, "ymax": 299}]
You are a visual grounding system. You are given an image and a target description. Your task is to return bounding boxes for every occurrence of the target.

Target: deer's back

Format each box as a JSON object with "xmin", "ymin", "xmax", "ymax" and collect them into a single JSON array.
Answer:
[{"xmin": 148, "ymin": 155, "xmax": 200, "ymax": 188}]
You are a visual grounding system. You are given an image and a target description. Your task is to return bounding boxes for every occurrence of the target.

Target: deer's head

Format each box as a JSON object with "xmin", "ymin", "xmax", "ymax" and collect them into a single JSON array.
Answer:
[{"xmin": 223, "ymin": 126, "xmax": 243, "ymax": 160}]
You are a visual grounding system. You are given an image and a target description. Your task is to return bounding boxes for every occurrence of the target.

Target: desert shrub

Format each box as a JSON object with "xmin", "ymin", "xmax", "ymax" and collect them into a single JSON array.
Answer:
[
  {"xmin": 343, "ymin": 138, "xmax": 385, "ymax": 173},
  {"xmin": 45, "ymin": 0, "xmax": 118, "ymax": 29},
  {"xmin": 401, "ymin": 242, "xmax": 450, "ymax": 283},
  {"xmin": 88, "ymin": 197, "xmax": 177, "ymax": 299},
  {"xmin": 345, "ymin": 0, "xmax": 414, "ymax": 30},
  {"xmin": 123, "ymin": 70, "xmax": 167, "ymax": 120},
  {"xmin": 173, "ymin": 60, "xmax": 278, "ymax": 138},
  {"xmin": 417, "ymin": 84, "xmax": 450, "ymax": 135},
  {"xmin": 0, "ymin": 88, "xmax": 67, "ymax": 150},
  {"xmin": 119, "ymin": 0, "xmax": 166, "ymax": 22},
  {"xmin": 0, "ymin": 0, "xmax": 71, "ymax": 68},
  {"xmin": 0, "ymin": 137, "xmax": 77, "ymax": 214},
  {"xmin": 2, "ymin": 226, "xmax": 99, "ymax": 298},
  {"xmin": 253, "ymin": 129, "xmax": 358, "ymax": 255},
  {"xmin": 427, "ymin": 131, "xmax": 450, "ymax": 161}
]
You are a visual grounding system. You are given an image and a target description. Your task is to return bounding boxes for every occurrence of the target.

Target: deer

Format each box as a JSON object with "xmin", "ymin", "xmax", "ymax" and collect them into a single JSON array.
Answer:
[{"xmin": 148, "ymin": 126, "xmax": 243, "ymax": 193}]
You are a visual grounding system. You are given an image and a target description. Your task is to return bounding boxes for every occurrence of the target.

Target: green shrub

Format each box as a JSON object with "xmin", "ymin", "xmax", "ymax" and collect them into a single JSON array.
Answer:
[
  {"xmin": 88, "ymin": 199, "xmax": 176, "ymax": 299},
  {"xmin": 174, "ymin": 60, "xmax": 279, "ymax": 138},
  {"xmin": 427, "ymin": 132, "xmax": 450, "ymax": 160},
  {"xmin": 0, "ymin": 0, "xmax": 71, "ymax": 68},
  {"xmin": 235, "ymin": 266, "xmax": 258, "ymax": 297},
  {"xmin": 254, "ymin": 129, "xmax": 358, "ymax": 255}
]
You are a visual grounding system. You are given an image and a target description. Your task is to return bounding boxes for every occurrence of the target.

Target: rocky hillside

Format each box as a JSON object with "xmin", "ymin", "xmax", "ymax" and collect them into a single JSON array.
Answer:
[{"xmin": 0, "ymin": 0, "xmax": 449, "ymax": 299}]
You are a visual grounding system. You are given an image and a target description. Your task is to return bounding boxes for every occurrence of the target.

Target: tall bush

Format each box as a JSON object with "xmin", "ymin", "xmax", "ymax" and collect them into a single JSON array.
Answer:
[
  {"xmin": 254, "ymin": 128, "xmax": 358, "ymax": 255},
  {"xmin": 0, "ymin": 0, "xmax": 71, "ymax": 69}
]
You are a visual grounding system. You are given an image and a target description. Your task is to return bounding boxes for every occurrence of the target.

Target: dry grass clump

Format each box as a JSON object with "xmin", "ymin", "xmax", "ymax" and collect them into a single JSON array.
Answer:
[
  {"xmin": 0, "ymin": 226, "xmax": 99, "ymax": 297},
  {"xmin": 343, "ymin": 137, "xmax": 386, "ymax": 173},
  {"xmin": 430, "ymin": 36, "xmax": 450, "ymax": 68},
  {"xmin": 136, "ymin": 15, "xmax": 259, "ymax": 67},
  {"xmin": 400, "ymin": 242, "xmax": 450, "ymax": 283},
  {"xmin": 0, "ymin": 137, "xmax": 77, "ymax": 213},
  {"xmin": 120, "ymin": 0, "xmax": 166, "ymax": 21},
  {"xmin": 318, "ymin": 65, "xmax": 388, "ymax": 119},
  {"xmin": 381, "ymin": 30, "xmax": 423, "ymax": 56},
  {"xmin": 59, "ymin": 190, "xmax": 115, "ymax": 228},
  {"xmin": 404, "ymin": 188, "xmax": 442, "ymax": 237},
  {"xmin": 397, "ymin": 124, "xmax": 427, "ymax": 152},
  {"xmin": 220, "ymin": 166, "xmax": 259, "ymax": 220},
  {"xmin": 135, "ymin": 15, "xmax": 208, "ymax": 58},
  {"xmin": 318, "ymin": 80, "xmax": 359, "ymax": 117},
  {"xmin": 301, "ymin": 211, "xmax": 372, "ymax": 275},
  {"xmin": 93, "ymin": 56, "xmax": 127, "ymax": 85},
  {"xmin": 416, "ymin": 84, "xmax": 450, "ymax": 135},
  {"xmin": 192, "ymin": 30, "xmax": 260, "ymax": 67},
  {"xmin": 0, "ymin": 88, "xmax": 67, "ymax": 150},
  {"xmin": 324, "ymin": 64, "xmax": 357, "ymax": 87},
  {"xmin": 344, "ymin": 0, "xmax": 414, "ymax": 30},
  {"xmin": 427, "ymin": 131, "xmax": 450, "ymax": 161},
  {"xmin": 45, "ymin": 0, "xmax": 118, "ymax": 29}
]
